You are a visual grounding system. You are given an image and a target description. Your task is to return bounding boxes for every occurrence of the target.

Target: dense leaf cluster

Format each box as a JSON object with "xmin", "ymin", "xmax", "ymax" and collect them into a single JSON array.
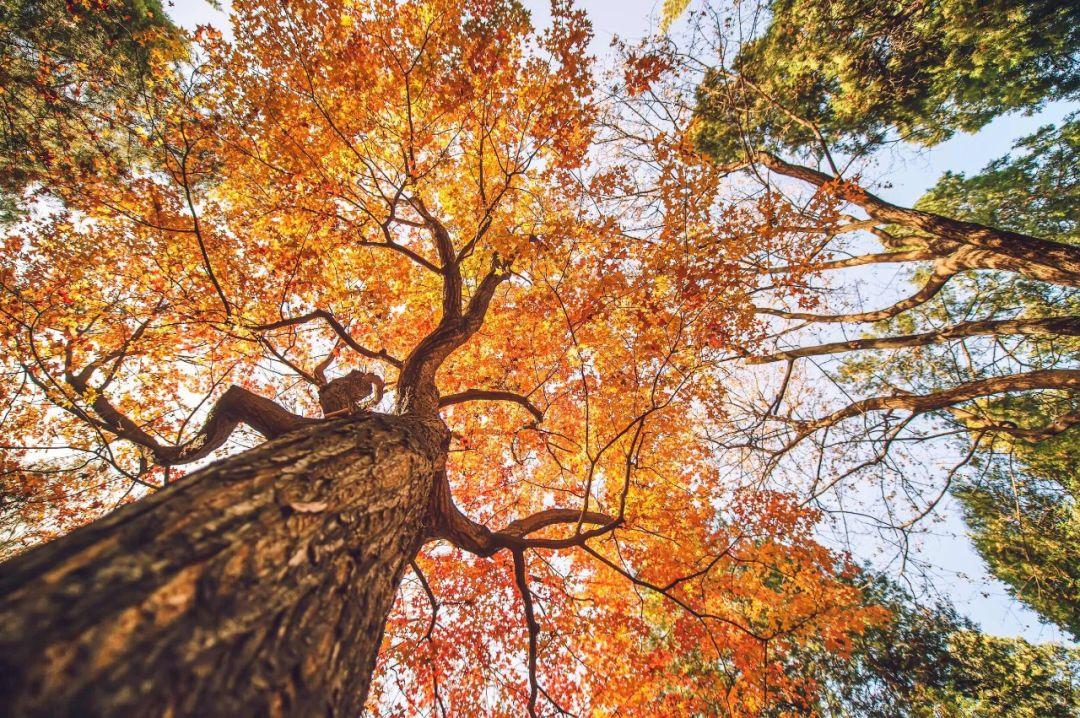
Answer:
[
  {"xmin": 695, "ymin": 0, "xmax": 1080, "ymax": 161},
  {"xmin": 0, "ymin": 0, "xmax": 180, "ymax": 220}
]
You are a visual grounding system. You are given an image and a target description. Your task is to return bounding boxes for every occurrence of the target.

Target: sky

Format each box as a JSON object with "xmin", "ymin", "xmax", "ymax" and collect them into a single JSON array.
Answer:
[{"xmin": 164, "ymin": 0, "xmax": 1075, "ymax": 644}]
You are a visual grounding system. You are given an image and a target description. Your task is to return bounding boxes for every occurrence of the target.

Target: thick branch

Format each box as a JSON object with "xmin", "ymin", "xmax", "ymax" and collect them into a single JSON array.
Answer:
[
  {"xmin": 410, "ymin": 196, "xmax": 463, "ymax": 319},
  {"xmin": 792, "ymin": 369, "xmax": 1080, "ymax": 440},
  {"xmin": 952, "ymin": 407, "xmax": 1080, "ymax": 443},
  {"xmin": 160, "ymin": 386, "xmax": 315, "ymax": 465},
  {"xmin": 499, "ymin": 508, "xmax": 608, "ymax": 538},
  {"xmin": 425, "ymin": 471, "xmax": 614, "ymax": 557},
  {"xmin": 753, "ymin": 152, "xmax": 1080, "ymax": 286},
  {"xmin": 750, "ymin": 316, "xmax": 1080, "ymax": 364},
  {"xmin": 318, "ymin": 370, "xmax": 385, "ymax": 416},
  {"xmin": 250, "ymin": 310, "xmax": 402, "ymax": 369},
  {"xmin": 438, "ymin": 389, "xmax": 543, "ymax": 423},
  {"xmin": 397, "ymin": 261, "xmax": 511, "ymax": 416},
  {"xmin": 67, "ymin": 363, "xmax": 313, "ymax": 466}
]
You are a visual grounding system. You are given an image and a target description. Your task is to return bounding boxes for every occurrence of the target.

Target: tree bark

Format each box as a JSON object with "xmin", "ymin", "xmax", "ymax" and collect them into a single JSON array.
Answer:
[
  {"xmin": 0, "ymin": 413, "xmax": 448, "ymax": 718},
  {"xmin": 752, "ymin": 152, "xmax": 1080, "ymax": 286},
  {"xmin": 792, "ymin": 369, "xmax": 1080, "ymax": 440},
  {"xmin": 749, "ymin": 316, "xmax": 1080, "ymax": 364}
]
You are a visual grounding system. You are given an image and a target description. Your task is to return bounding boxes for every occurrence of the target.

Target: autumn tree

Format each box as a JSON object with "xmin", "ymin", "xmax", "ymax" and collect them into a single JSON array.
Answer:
[{"xmin": 0, "ymin": 1, "xmax": 882, "ymax": 715}]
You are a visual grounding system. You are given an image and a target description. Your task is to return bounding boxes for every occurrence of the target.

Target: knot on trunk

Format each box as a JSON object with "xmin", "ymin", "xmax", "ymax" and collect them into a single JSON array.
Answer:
[{"xmin": 319, "ymin": 370, "xmax": 385, "ymax": 418}]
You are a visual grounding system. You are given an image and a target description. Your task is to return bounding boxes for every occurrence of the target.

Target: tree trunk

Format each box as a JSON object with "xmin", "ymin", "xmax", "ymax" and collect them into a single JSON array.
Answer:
[{"xmin": 0, "ymin": 413, "xmax": 447, "ymax": 718}]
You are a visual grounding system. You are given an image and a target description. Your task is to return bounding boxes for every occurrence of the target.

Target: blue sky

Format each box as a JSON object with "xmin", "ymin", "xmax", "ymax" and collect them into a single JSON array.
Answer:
[{"xmin": 165, "ymin": 0, "xmax": 1075, "ymax": 643}]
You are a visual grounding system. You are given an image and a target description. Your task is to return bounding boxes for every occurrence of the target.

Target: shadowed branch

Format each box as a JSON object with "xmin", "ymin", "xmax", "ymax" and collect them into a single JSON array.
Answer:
[{"xmin": 438, "ymin": 389, "xmax": 544, "ymax": 423}]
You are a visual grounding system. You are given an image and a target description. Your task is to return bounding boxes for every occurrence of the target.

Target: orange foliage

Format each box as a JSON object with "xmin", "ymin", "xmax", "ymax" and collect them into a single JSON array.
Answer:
[{"xmin": 1, "ymin": 0, "xmax": 881, "ymax": 714}]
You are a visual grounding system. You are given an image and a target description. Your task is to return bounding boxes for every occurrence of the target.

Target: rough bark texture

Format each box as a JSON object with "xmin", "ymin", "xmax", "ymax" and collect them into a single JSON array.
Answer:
[
  {"xmin": 794, "ymin": 369, "xmax": 1080, "ymax": 439},
  {"xmin": 749, "ymin": 316, "xmax": 1080, "ymax": 363},
  {"xmin": 752, "ymin": 152, "xmax": 1080, "ymax": 286},
  {"xmin": 0, "ymin": 413, "xmax": 447, "ymax": 718}
]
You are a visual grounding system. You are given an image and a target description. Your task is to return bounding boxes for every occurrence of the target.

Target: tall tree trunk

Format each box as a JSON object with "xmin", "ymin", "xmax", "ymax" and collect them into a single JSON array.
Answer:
[{"xmin": 0, "ymin": 413, "xmax": 447, "ymax": 718}]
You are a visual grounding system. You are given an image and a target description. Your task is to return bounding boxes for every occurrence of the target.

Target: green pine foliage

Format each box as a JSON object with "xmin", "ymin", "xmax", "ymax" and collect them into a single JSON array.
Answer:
[
  {"xmin": 785, "ymin": 574, "xmax": 1080, "ymax": 717},
  {"xmin": 0, "ymin": 0, "xmax": 182, "ymax": 218},
  {"xmin": 956, "ymin": 423, "xmax": 1080, "ymax": 639},
  {"xmin": 694, "ymin": 0, "xmax": 1080, "ymax": 161}
]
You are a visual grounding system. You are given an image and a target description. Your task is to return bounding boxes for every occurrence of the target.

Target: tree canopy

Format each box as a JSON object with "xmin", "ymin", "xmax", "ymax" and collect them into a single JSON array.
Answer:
[
  {"xmin": 694, "ymin": 0, "xmax": 1080, "ymax": 160},
  {"xmin": 0, "ymin": 0, "xmax": 182, "ymax": 221},
  {"xmin": 1, "ymin": 0, "xmax": 1077, "ymax": 714},
  {"xmin": 781, "ymin": 573, "xmax": 1079, "ymax": 717},
  {"xmin": 893, "ymin": 117, "xmax": 1080, "ymax": 638}
]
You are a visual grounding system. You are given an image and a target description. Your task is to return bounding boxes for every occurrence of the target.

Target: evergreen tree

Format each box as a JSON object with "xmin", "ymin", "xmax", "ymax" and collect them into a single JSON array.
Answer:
[{"xmin": 0, "ymin": 0, "xmax": 182, "ymax": 221}]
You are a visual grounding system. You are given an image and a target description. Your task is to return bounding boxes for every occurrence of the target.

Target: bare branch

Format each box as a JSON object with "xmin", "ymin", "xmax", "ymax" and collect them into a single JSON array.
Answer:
[
  {"xmin": 752, "ymin": 152, "xmax": 1080, "ymax": 286},
  {"xmin": 750, "ymin": 316, "xmax": 1080, "ymax": 364},
  {"xmin": 791, "ymin": 369, "xmax": 1080, "ymax": 442},
  {"xmin": 765, "ymin": 249, "xmax": 937, "ymax": 274},
  {"xmin": 756, "ymin": 263, "xmax": 954, "ymax": 323},
  {"xmin": 249, "ymin": 309, "xmax": 403, "ymax": 369}
]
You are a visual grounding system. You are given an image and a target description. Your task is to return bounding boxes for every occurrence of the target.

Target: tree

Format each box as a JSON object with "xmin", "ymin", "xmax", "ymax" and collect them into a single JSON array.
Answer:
[
  {"xmin": 0, "ymin": 0, "xmax": 183, "ymax": 222},
  {"xmin": 787, "ymin": 574, "xmax": 1080, "ymax": 718},
  {"xmin": 748, "ymin": 115, "xmax": 1080, "ymax": 636},
  {"xmin": 954, "ymin": 427, "xmax": 1080, "ymax": 639},
  {"xmin": 890, "ymin": 117, "xmax": 1080, "ymax": 637},
  {"xmin": 0, "ymin": 1, "xmax": 882, "ymax": 715},
  {"xmin": 694, "ymin": 0, "xmax": 1080, "ymax": 158},
  {"xmin": 798, "ymin": 574, "xmax": 965, "ymax": 718},
  {"xmin": 687, "ymin": 0, "xmax": 1080, "ymax": 549}
]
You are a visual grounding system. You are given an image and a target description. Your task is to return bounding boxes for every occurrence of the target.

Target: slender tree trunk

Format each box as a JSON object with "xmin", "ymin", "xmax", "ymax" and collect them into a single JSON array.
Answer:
[{"xmin": 0, "ymin": 413, "xmax": 447, "ymax": 718}]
